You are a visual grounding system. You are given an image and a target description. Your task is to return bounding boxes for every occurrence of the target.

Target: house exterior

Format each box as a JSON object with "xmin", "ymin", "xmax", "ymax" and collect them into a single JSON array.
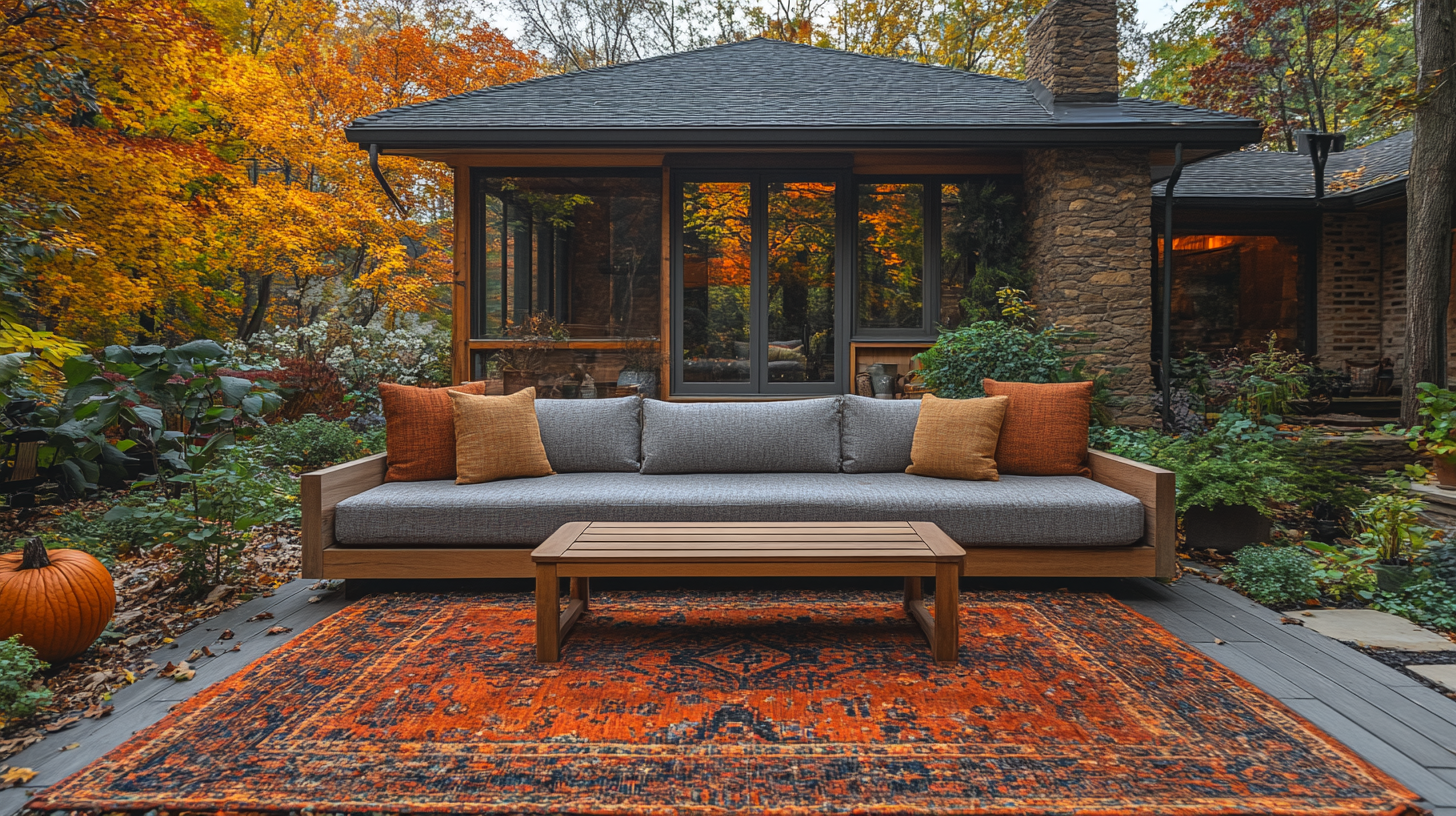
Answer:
[
  {"xmin": 1152, "ymin": 132, "xmax": 1453, "ymax": 388},
  {"xmin": 345, "ymin": 0, "xmax": 1259, "ymax": 424}
]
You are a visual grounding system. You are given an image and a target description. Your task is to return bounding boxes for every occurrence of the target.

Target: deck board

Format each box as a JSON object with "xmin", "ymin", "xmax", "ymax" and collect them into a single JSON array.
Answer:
[{"xmin": 6, "ymin": 570, "xmax": 1456, "ymax": 815}]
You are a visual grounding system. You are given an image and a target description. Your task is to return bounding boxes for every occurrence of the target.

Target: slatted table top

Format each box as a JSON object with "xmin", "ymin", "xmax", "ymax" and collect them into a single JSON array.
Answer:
[{"xmin": 531, "ymin": 521, "xmax": 966, "ymax": 563}]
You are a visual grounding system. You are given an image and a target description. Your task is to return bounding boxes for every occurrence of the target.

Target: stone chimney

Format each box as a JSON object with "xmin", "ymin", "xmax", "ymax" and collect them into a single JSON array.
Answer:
[{"xmin": 1025, "ymin": 0, "xmax": 1120, "ymax": 103}]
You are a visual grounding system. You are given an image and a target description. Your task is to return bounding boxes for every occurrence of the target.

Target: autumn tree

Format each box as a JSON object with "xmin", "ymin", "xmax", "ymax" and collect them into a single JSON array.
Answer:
[
  {"xmin": 1402, "ymin": 0, "xmax": 1454, "ymax": 423},
  {"xmin": 1134, "ymin": 0, "xmax": 1414, "ymax": 149}
]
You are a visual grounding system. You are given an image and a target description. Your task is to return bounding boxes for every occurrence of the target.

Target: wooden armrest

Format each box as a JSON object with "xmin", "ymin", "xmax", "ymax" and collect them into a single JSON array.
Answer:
[
  {"xmin": 300, "ymin": 453, "xmax": 388, "ymax": 579},
  {"xmin": 1089, "ymin": 449, "xmax": 1177, "ymax": 580}
]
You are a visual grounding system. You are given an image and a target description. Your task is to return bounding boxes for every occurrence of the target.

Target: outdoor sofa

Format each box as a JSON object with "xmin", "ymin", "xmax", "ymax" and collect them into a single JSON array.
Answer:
[{"xmin": 301, "ymin": 395, "xmax": 1174, "ymax": 581}]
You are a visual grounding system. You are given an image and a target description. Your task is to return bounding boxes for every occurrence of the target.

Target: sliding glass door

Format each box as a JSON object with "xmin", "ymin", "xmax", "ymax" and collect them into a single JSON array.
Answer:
[{"xmin": 673, "ymin": 172, "xmax": 847, "ymax": 396}]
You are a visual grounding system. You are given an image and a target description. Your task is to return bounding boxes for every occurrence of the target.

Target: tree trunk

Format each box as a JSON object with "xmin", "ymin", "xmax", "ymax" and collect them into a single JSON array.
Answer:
[
  {"xmin": 240, "ymin": 273, "xmax": 272, "ymax": 341},
  {"xmin": 1403, "ymin": 0, "xmax": 1456, "ymax": 426}
]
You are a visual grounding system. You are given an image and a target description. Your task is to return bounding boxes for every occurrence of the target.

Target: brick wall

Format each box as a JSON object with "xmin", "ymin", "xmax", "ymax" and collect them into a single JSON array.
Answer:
[
  {"xmin": 1379, "ymin": 218, "xmax": 1407, "ymax": 376},
  {"xmin": 1025, "ymin": 148, "xmax": 1155, "ymax": 425},
  {"xmin": 1316, "ymin": 214, "xmax": 1383, "ymax": 367}
]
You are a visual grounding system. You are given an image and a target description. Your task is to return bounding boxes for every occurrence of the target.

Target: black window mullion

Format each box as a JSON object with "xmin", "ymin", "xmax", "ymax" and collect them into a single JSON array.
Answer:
[
  {"xmin": 751, "ymin": 175, "xmax": 768, "ymax": 394},
  {"xmin": 926, "ymin": 180, "xmax": 942, "ymax": 332}
]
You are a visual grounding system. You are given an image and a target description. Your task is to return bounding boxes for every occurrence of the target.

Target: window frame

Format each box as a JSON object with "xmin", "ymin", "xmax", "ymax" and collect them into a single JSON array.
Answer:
[
  {"xmin": 851, "ymin": 175, "xmax": 942, "ymax": 341},
  {"xmin": 468, "ymin": 167, "xmax": 663, "ymax": 340},
  {"xmin": 671, "ymin": 169, "xmax": 851, "ymax": 397}
]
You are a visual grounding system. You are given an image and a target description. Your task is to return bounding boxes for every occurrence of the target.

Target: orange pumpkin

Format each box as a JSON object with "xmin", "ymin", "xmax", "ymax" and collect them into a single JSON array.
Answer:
[{"xmin": 0, "ymin": 539, "xmax": 115, "ymax": 663}]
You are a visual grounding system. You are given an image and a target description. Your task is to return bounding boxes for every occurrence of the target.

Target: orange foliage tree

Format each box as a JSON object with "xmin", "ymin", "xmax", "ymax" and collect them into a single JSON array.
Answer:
[{"xmin": 0, "ymin": 0, "xmax": 538, "ymax": 346}]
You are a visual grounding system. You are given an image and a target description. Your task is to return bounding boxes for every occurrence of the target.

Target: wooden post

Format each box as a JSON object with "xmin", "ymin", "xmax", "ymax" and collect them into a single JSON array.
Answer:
[
  {"xmin": 536, "ymin": 563, "xmax": 560, "ymax": 662},
  {"xmin": 934, "ymin": 561, "xmax": 960, "ymax": 664},
  {"xmin": 452, "ymin": 164, "xmax": 472, "ymax": 385}
]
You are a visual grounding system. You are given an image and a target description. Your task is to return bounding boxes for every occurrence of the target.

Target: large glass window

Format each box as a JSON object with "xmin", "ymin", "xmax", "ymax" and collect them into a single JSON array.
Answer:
[
  {"xmin": 469, "ymin": 172, "xmax": 662, "ymax": 398},
  {"xmin": 472, "ymin": 173, "xmax": 661, "ymax": 339},
  {"xmin": 674, "ymin": 174, "xmax": 842, "ymax": 395},
  {"xmin": 852, "ymin": 177, "xmax": 1022, "ymax": 337},
  {"xmin": 856, "ymin": 183, "xmax": 925, "ymax": 331},
  {"xmin": 682, "ymin": 181, "xmax": 752, "ymax": 384},
  {"xmin": 1155, "ymin": 234, "xmax": 1305, "ymax": 354}
]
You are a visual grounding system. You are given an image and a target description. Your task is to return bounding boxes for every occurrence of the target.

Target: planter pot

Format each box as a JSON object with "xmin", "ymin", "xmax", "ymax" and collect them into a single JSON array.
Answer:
[
  {"xmin": 616, "ymin": 370, "xmax": 658, "ymax": 400},
  {"xmin": 1371, "ymin": 563, "xmax": 1415, "ymax": 593},
  {"xmin": 1433, "ymin": 456, "xmax": 1456, "ymax": 490},
  {"xmin": 501, "ymin": 370, "xmax": 538, "ymax": 395},
  {"xmin": 1182, "ymin": 503, "xmax": 1272, "ymax": 553}
]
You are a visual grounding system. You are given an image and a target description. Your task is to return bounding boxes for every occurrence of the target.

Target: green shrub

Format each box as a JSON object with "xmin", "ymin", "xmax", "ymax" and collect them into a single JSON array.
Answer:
[
  {"xmin": 1224, "ymin": 546, "xmax": 1320, "ymax": 606},
  {"xmin": 1373, "ymin": 578, "xmax": 1456, "ymax": 632},
  {"xmin": 914, "ymin": 320, "xmax": 1070, "ymax": 398},
  {"xmin": 0, "ymin": 635, "xmax": 51, "ymax": 723},
  {"xmin": 257, "ymin": 415, "xmax": 375, "ymax": 470}
]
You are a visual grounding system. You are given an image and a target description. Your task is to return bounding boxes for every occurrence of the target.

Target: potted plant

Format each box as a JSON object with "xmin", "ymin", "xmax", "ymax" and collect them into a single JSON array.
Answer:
[
  {"xmin": 1310, "ymin": 491, "xmax": 1439, "ymax": 593},
  {"xmin": 495, "ymin": 313, "xmax": 568, "ymax": 395},
  {"xmin": 1393, "ymin": 382, "xmax": 1456, "ymax": 489},
  {"xmin": 615, "ymin": 337, "xmax": 662, "ymax": 399},
  {"xmin": 1146, "ymin": 414, "xmax": 1303, "ymax": 551}
]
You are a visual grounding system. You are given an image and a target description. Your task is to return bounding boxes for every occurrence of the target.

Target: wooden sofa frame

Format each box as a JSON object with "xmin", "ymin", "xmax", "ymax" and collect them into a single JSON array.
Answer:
[{"xmin": 301, "ymin": 450, "xmax": 1176, "ymax": 582}]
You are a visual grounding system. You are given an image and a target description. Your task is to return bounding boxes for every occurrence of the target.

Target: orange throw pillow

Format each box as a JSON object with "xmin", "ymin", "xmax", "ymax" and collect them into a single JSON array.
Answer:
[
  {"xmin": 450, "ymin": 387, "xmax": 554, "ymax": 485},
  {"xmin": 380, "ymin": 381, "xmax": 488, "ymax": 482},
  {"xmin": 905, "ymin": 394, "xmax": 1008, "ymax": 481},
  {"xmin": 983, "ymin": 379, "xmax": 1094, "ymax": 477}
]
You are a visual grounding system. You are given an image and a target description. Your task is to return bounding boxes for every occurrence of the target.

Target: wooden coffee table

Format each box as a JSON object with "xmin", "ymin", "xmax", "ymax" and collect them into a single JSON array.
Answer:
[{"xmin": 531, "ymin": 521, "xmax": 966, "ymax": 664}]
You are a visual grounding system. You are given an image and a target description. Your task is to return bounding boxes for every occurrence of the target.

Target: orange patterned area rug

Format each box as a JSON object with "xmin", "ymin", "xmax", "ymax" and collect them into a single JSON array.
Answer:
[{"xmin": 33, "ymin": 591, "xmax": 1423, "ymax": 816}]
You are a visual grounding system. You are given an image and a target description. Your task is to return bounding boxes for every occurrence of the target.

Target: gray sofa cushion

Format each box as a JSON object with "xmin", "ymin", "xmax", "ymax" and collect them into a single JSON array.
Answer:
[
  {"xmin": 840, "ymin": 394, "xmax": 919, "ymax": 473},
  {"xmin": 534, "ymin": 396, "xmax": 641, "ymax": 472},
  {"xmin": 640, "ymin": 398, "xmax": 841, "ymax": 474},
  {"xmin": 334, "ymin": 472, "xmax": 1143, "ymax": 548}
]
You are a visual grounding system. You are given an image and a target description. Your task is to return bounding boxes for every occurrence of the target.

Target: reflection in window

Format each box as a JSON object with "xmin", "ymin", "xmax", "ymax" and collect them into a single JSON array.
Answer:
[
  {"xmin": 472, "ymin": 175, "xmax": 660, "ymax": 339},
  {"xmin": 681, "ymin": 181, "xmax": 752, "ymax": 383},
  {"xmin": 768, "ymin": 181, "xmax": 836, "ymax": 383},
  {"xmin": 1155, "ymin": 234, "xmax": 1303, "ymax": 353},
  {"xmin": 856, "ymin": 183, "xmax": 924, "ymax": 331}
]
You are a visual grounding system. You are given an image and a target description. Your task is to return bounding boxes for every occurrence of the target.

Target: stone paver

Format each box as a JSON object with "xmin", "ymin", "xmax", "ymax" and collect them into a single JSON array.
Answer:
[
  {"xmin": 1297, "ymin": 609, "xmax": 1456, "ymax": 652},
  {"xmin": 1407, "ymin": 664, "xmax": 1456, "ymax": 692}
]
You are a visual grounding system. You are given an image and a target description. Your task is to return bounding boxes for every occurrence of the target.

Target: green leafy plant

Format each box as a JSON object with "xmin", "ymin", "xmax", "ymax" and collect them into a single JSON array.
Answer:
[
  {"xmin": 1349, "ymin": 492, "xmax": 1438, "ymax": 566},
  {"xmin": 256, "ymin": 414, "xmax": 378, "ymax": 470},
  {"xmin": 914, "ymin": 291, "xmax": 1098, "ymax": 400},
  {"xmin": 1372, "ymin": 578, "xmax": 1456, "ymax": 632},
  {"xmin": 0, "ymin": 634, "xmax": 51, "ymax": 724},
  {"xmin": 1223, "ymin": 546, "xmax": 1319, "ymax": 606},
  {"xmin": 1143, "ymin": 414, "xmax": 1303, "ymax": 516},
  {"xmin": 1390, "ymin": 382, "xmax": 1456, "ymax": 467}
]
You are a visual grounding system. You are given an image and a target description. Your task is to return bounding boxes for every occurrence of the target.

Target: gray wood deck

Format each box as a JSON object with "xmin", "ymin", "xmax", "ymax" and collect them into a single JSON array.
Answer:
[{"xmin": 4, "ymin": 573, "xmax": 1456, "ymax": 815}]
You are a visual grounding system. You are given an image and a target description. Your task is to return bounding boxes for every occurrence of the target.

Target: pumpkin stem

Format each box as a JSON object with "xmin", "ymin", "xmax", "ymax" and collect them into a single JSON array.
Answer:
[{"xmin": 18, "ymin": 538, "xmax": 49, "ymax": 570}]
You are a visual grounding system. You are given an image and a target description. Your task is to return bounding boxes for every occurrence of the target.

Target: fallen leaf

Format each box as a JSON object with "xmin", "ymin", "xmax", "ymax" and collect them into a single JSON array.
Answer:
[
  {"xmin": 0, "ymin": 766, "xmax": 36, "ymax": 789},
  {"xmin": 1280, "ymin": 616, "xmax": 1304, "ymax": 626},
  {"xmin": 120, "ymin": 635, "xmax": 144, "ymax": 648},
  {"xmin": 1214, "ymin": 638, "xmax": 1226, "ymax": 645},
  {"xmin": 265, "ymin": 626, "xmax": 292, "ymax": 635},
  {"xmin": 42, "ymin": 716, "xmax": 79, "ymax": 733},
  {"xmin": 83, "ymin": 671, "xmax": 111, "ymax": 689},
  {"xmin": 307, "ymin": 596, "xmax": 320, "ymax": 604},
  {"xmin": 202, "ymin": 584, "xmax": 234, "ymax": 605},
  {"xmin": 122, "ymin": 669, "xmax": 136, "ymax": 684},
  {"xmin": 246, "ymin": 611, "xmax": 274, "ymax": 622},
  {"xmin": 82, "ymin": 704, "xmax": 111, "ymax": 720},
  {"xmin": 59, "ymin": 743, "xmax": 78, "ymax": 752},
  {"xmin": 220, "ymin": 629, "xmax": 235, "ymax": 640},
  {"xmin": 201, "ymin": 646, "xmax": 215, "ymax": 657},
  {"xmin": 226, "ymin": 643, "xmax": 241, "ymax": 652},
  {"xmin": 186, "ymin": 649, "xmax": 203, "ymax": 662}
]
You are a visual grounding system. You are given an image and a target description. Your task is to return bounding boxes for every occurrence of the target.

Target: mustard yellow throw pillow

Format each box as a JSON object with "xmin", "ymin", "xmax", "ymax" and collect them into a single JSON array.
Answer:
[
  {"xmin": 450, "ymin": 387, "xmax": 555, "ymax": 485},
  {"xmin": 906, "ymin": 394, "xmax": 1009, "ymax": 480}
]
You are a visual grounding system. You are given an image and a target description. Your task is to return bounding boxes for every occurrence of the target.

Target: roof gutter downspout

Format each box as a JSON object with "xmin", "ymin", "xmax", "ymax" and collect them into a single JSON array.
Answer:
[
  {"xmin": 369, "ymin": 144, "xmax": 408, "ymax": 217},
  {"xmin": 1161, "ymin": 143, "xmax": 1185, "ymax": 431}
]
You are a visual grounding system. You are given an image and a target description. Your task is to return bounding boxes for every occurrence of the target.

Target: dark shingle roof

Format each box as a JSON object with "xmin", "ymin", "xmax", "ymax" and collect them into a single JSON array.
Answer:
[
  {"xmin": 1153, "ymin": 132, "xmax": 1411, "ymax": 205},
  {"xmin": 346, "ymin": 38, "xmax": 1261, "ymax": 150}
]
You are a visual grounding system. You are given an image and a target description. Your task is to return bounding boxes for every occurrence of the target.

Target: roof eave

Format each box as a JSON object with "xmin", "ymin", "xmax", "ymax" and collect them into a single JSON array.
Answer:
[
  {"xmin": 1154, "ymin": 178, "xmax": 1408, "ymax": 210},
  {"xmin": 344, "ymin": 124, "xmax": 1262, "ymax": 152}
]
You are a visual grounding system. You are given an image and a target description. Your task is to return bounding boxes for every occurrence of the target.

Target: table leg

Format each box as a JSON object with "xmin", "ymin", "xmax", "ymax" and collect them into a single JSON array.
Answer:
[
  {"xmin": 904, "ymin": 576, "xmax": 922, "ymax": 610},
  {"xmin": 934, "ymin": 561, "xmax": 960, "ymax": 664},
  {"xmin": 536, "ymin": 563, "xmax": 559, "ymax": 663},
  {"xmin": 571, "ymin": 577, "xmax": 590, "ymax": 612}
]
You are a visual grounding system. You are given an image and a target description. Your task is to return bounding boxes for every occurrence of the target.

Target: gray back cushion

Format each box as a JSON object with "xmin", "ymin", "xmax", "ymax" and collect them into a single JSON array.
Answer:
[
  {"xmin": 534, "ymin": 396, "xmax": 641, "ymax": 472},
  {"xmin": 840, "ymin": 395, "xmax": 920, "ymax": 473},
  {"xmin": 641, "ymin": 398, "xmax": 841, "ymax": 473}
]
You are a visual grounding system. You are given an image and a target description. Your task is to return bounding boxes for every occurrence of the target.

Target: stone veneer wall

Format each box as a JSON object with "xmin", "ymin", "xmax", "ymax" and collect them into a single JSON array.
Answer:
[
  {"xmin": 1025, "ymin": 148, "xmax": 1156, "ymax": 425},
  {"xmin": 1025, "ymin": 0, "xmax": 1119, "ymax": 102},
  {"xmin": 1316, "ymin": 214, "xmax": 1384, "ymax": 367}
]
